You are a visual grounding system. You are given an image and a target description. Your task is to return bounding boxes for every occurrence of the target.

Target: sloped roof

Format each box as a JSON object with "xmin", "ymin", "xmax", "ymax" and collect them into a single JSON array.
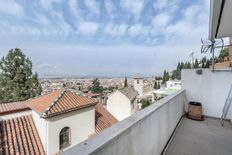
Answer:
[
  {"xmin": 119, "ymin": 87, "xmax": 139, "ymax": 102},
  {"xmin": 0, "ymin": 101, "xmax": 30, "ymax": 116},
  {"xmin": 95, "ymin": 104, "xmax": 118, "ymax": 134},
  {"xmin": 28, "ymin": 89, "xmax": 97, "ymax": 118},
  {"xmin": 0, "ymin": 102, "xmax": 118, "ymax": 154},
  {"xmin": 0, "ymin": 115, "xmax": 45, "ymax": 155}
]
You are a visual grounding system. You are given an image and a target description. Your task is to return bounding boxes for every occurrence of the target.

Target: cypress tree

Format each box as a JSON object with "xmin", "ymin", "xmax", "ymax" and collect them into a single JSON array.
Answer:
[
  {"xmin": 154, "ymin": 82, "xmax": 158, "ymax": 90},
  {"xmin": 157, "ymin": 82, "xmax": 160, "ymax": 89},
  {"xmin": 124, "ymin": 77, "xmax": 128, "ymax": 87}
]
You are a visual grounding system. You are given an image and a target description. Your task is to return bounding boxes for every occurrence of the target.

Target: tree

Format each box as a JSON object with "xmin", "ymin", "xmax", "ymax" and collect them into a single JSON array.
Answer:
[
  {"xmin": 0, "ymin": 48, "xmax": 42, "ymax": 103},
  {"xmin": 141, "ymin": 99, "xmax": 152, "ymax": 109},
  {"xmin": 218, "ymin": 48, "xmax": 229, "ymax": 62},
  {"xmin": 171, "ymin": 70, "xmax": 176, "ymax": 80},
  {"xmin": 90, "ymin": 78, "xmax": 103, "ymax": 93},
  {"xmin": 162, "ymin": 70, "xmax": 169, "ymax": 84},
  {"xmin": 157, "ymin": 82, "xmax": 160, "ymax": 89},
  {"xmin": 155, "ymin": 76, "xmax": 162, "ymax": 80},
  {"xmin": 154, "ymin": 81, "xmax": 160, "ymax": 90},
  {"xmin": 154, "ymin": 82, "xmax": 158, "ymax": 89},
  {"xmin": 193, "ymin": 59, "xmax": 199, "ymax": 68},
  {"xmin": 124, "ymin": 77, "xmax": 128, "ymax": 87}
]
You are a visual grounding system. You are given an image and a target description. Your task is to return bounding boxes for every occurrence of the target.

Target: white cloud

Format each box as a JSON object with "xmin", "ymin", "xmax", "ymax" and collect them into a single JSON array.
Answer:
[
  {"xmin": 84, "ymin": 0, "xmax": 100, "ymax": 15},
  {"xmin": 128, "ymin": 24, "xmax": 149, "ymax": 36},
  {"xmin": 69, "ymin": 0, "xmax": 83, "ymax": 21},
  {"xmin": 105, "ymin": 0, "xmax": 116, "ymax": 18},
  {"xmin": 0, "ymin": 0, "xmax": 24, "ymax": 17},
  {"xmin": 150, "ymin": 13, "xmax": 171, "ymax": 36},
  {"xmin": 164, "ymin": 4, "xmax": 208, "ymax": 46},
  {"xmin": 183, "ymin": 5, "xmax": 200, "ymax": 22},
  {"xmin": 154, "ymin": 0, "xmax": 167, "ymax": 10},
  {"xmin": 36, "ymin": 63, "xmax": 58, "ymax": 70},
  {"xmin": 40, "ymin": 0, "xmax": 59, "ymax": 10},
  {"xmin": 36, "ymin": 14, "xmax": 50, "ymax": 26},
  {"xmin": 78, "ymin": 21, "xmax": 99, "ymax": 35},
  {"xmin": 104, "ymin": 23, "xmax": 128, "ymax": 37},
  {"xmin": 153, "ymin": 0, "xmax": 178, "ymax": 10},
  {"xmin": 120, "ymin": 0, "xmax": 144, "ymax": 16},
  {"xmin": 152, "ymin": 13, "xmax": 170, "ymax": 28},
  {"xmin": 9, "ymin": 25, "xmax": 41, "ymax": 36}
]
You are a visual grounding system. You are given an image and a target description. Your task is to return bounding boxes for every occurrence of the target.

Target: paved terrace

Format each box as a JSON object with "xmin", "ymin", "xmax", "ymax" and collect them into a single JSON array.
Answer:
[{"xmin": 165, "ymin": 117, "xmax": 232, "ymax": 155}]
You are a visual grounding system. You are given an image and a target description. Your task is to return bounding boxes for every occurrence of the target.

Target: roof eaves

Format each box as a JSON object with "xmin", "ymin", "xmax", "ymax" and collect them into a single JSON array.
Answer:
[{"xmin": 41, "ymin": 101, "xmax": 98, "ymax": 118}]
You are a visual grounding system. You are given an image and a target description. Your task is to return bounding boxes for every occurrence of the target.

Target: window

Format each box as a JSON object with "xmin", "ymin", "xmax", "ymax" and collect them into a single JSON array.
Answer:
[
  {"xmin": 137, "ymin": 79, "xmax": 139, "ymax": 84},
  {"xmin": 59, "ymin": 127, "xmax": 71, "ymax": 150}
]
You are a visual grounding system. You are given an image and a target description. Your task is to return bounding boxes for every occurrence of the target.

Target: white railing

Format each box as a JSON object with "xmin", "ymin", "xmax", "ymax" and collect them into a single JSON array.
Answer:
[{"xmin": 62, "ymin": 89, "xmax": 186, "ymax": 155}]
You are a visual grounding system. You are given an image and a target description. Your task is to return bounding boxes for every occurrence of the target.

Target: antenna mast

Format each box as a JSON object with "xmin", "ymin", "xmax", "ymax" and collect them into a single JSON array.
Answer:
[{"xmin": 201, "ymin": 38, "xmax": 224, "ymax": 71}]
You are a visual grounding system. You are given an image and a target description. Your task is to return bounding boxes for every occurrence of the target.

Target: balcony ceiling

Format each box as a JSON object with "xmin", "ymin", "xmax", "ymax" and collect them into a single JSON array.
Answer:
[{"xmin": 209, "ymin": 0, "xmax": 232, "ymax": 40}]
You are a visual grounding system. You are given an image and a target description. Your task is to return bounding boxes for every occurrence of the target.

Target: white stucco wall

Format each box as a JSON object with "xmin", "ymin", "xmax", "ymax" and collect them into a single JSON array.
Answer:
[
  {"xmin": 182, "ymin": 69, "xmax": 232, "ymax": 119},
  {"xmin": 131, "ymin": 99, "xmax": 138, "ymax": 114},
  {"xmin": 107, "ymin": 91, "xmax": 132, "ymax": 121},
  {"xmin": 0, "ymin": 110, "xmax": 31, "ymax": 120},
  {"xmin": 134, "ymin": 78, "xmax": 143, "ymax": 96},
  {"xmin": 47, "ymin": 106, "xmax": 95, "ymax": 155},
  {"xmin": 32, "ymin": 111, "xmax": 48, "ymax": 151},
  {"xmin": 63, "ymin": 90, "xmax": 186, "ymax": 155},
  {"xmin": 32, "ymin": 106, "xmax": 95, "ymax": 155}
]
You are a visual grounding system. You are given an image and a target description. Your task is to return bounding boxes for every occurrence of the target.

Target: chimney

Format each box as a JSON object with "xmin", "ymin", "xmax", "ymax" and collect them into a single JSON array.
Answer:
[{"xmin": 229, "ymin": 37, "xmax": 232, "ymax": 56}]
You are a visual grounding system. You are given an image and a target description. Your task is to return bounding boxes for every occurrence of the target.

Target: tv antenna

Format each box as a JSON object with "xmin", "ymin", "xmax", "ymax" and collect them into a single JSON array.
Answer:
[
  {"xmin": 201, "ymin": 38, "xmax": 224, "ymax": 71},
  {"xmin": 189, "ymin": 52, "xmax": 194, "ymax": 67}
]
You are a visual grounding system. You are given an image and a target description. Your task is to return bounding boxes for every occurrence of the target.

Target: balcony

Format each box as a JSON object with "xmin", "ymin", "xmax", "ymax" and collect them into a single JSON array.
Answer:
[
  {"xmin": 63, "ymin": 89, "xmax": 186, "ymax": 155},
  {"xmin": 62, "ymin": 69, "xmax": 232, "ymax": 155},
  {"xmin": 165, "ymin": 117, "xmax": 232, "ymax": 155}
]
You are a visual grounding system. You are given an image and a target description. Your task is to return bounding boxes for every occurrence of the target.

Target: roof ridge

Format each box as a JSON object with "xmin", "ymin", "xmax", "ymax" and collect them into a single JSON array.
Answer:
[{"xmin": 43, "ymin": 90, "xmax": 66, "ymax": 117}]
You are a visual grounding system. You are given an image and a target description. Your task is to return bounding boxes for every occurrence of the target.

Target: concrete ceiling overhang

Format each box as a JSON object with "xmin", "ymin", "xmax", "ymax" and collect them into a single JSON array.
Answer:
[{"xmin": 209, "ymin": 0, "xmax": 232, "ymax": 40}]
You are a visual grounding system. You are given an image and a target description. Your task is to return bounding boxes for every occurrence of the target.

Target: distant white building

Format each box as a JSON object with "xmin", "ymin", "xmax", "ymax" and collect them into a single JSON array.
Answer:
[
  {"xmin": 107, "ymin": 87, "xmax": 139, "ymax": 121},
  {"xmin": 134, "ymin": 76, "xmax": 143, "ymax": 97},
  {"xmin": 166, "ymin": 80, "xmax": 181, "ymax": 90}
]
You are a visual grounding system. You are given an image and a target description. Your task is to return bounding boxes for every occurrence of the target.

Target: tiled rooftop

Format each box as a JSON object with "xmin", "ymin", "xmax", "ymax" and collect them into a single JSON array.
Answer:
[
  {"xmin": 95, "ymin": 104, "xmax": 118, "ymax": 134},
  {"xmin": 0, "ymin": 115, "xmax": 45, "ymax": 155},
  {"xmin": 28, "ymin": 89, "xmax": 98, "ymax": 118},
  {"xmin": 119, "ymin": 87, "xmax": 138, "ymax": 102},
  {"xmin": 0, "ymin": 101, "xmax": 30, "ymax": 116}
]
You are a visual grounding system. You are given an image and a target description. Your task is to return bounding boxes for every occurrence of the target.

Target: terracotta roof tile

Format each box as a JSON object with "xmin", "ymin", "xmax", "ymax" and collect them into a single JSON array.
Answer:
[
  {"xmin": 28, "ymin": 89, "xmax": 98, "ymax": 118},
  {"xmin": 95, "ymin": 104, "xmax": 118, "ymax": 134},
  {"xmin": 0, "ymin": 101, "xmax": 30, "ymax": 116},
  {"xmin": 0, "ymin": 115, "xmax": 45, "ymax": 155}
]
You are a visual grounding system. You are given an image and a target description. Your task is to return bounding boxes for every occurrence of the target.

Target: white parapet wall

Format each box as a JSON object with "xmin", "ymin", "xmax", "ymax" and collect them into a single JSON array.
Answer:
[
  {"xmin": 182, "ymin": 69, "xmax": 232, "ymax": 119},
  {"xmin": 62, "ymin": 90, "xmax": 186, "ymax": 155}
]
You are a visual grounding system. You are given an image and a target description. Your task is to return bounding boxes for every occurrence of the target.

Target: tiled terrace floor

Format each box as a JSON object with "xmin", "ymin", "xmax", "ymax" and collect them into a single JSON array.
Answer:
[{"xmin": 165, "ymin": 117, "xmax": 232, "ymax": 155}]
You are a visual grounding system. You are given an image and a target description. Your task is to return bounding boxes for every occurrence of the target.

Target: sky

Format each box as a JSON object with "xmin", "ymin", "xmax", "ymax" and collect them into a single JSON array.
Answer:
[{"xmin": 0, "ymin": 0, "xmax": 210, "ymax": 77}]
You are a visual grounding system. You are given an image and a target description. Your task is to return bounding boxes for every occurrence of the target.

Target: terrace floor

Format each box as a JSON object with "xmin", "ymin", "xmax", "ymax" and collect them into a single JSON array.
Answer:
[{"xmin": 165, "ymin": 117, "xmax": 232, "ymax": 155}]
